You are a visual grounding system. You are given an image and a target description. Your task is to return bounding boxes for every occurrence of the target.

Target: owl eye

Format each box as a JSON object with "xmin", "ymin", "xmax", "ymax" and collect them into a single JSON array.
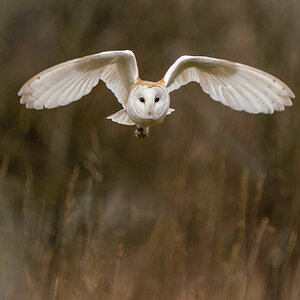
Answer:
[
  {"xmin": 139, "ymin": 97, "xmax": 145, "ymax": 102},
  {"xmin": 155, "ymin": 97, "xmax": 160, "ymax": 102}
]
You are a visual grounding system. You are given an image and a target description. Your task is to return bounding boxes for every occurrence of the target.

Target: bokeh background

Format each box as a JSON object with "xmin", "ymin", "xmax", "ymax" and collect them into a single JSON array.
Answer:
[{"xmin": 0, "ymin": 0, "xmax": 300, "ymax": 299}]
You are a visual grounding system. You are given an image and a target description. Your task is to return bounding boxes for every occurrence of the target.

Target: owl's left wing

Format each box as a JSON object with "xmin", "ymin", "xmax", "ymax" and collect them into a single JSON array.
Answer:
[
  {"xmin": 163, "ymin": 56, "xmax": 295, "ymax": 114},
  {"xmin": 18, "ymin": 50, "xmax": 138, "ymax": 109}
]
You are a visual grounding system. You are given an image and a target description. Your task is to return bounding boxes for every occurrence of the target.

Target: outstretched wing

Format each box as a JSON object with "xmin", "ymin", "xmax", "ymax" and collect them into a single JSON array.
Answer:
[
  {"xmin": 163, "ymin": 56, "xmax": 295, "ymax": 114},
  {"xmin": 18, "ymin": 50, "xmax": 139, "ymax": 109}
]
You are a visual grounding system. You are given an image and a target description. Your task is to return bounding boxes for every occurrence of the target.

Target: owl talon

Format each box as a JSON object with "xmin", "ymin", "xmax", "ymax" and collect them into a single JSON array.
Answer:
[{"xmin": 135, "ymin": 126, "xmax": 149, "ymax": 138}]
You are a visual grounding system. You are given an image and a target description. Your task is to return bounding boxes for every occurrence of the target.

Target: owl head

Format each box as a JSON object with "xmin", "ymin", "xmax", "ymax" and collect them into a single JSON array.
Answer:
[{"xmin": 127, "ymin": 83, "xmax": 170, "ymax": 126}]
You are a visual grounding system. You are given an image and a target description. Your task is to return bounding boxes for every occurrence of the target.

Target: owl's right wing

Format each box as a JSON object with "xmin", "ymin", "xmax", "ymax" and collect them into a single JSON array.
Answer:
[{"xmin": 18, "ymin": 50, "xmax": 139, "ymax": 109}]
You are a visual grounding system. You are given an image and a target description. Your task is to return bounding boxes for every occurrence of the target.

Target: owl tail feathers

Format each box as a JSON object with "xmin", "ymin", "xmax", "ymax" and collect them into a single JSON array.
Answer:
[{"xmin": 107, "ymin": 109, "xmax": 135, "ymax": 126}]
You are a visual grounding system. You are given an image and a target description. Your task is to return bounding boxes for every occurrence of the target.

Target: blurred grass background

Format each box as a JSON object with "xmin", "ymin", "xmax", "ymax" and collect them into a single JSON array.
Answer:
[{"xmin": 0, "ymin": 0, "xmax": 300, "ymax": 299}]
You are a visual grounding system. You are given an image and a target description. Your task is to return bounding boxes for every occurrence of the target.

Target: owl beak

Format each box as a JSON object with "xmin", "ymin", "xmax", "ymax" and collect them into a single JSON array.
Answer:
[
  {"xmin": 147, "ymin": 105, "xmax": 153, "ymax": 116},
  {"xmin": 144, "ymin": 100, "xmax": 154, "ymax": 117},
  {"xmin": 148, "ymin": 108, "xmax": 154, "ymax": 117}
]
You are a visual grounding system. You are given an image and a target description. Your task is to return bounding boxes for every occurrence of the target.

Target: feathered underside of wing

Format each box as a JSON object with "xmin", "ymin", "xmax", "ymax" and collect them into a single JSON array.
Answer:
[
  {"xmin": 107, "ymin": 109, "xmax": 135, "ymax": 126},
  {"xmin": 18, "ymin": 50, "xmax": 139, "ymax": 109},
  {"xmin": 163, "ymin": 56, "xmax": 295, "ymax": 114}
]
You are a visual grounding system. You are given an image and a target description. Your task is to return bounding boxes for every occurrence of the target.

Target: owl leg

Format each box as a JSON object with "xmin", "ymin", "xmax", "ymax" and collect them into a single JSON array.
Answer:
[{"xmin": 135, "ymin": 126, "xmax": 150, "ymax": 138}]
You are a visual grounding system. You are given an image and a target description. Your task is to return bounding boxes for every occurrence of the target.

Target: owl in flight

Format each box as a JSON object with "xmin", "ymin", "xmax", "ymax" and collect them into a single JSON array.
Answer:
[{"xmin": 18, "ymin": 50, "xmax": 295, "ymax": 138}]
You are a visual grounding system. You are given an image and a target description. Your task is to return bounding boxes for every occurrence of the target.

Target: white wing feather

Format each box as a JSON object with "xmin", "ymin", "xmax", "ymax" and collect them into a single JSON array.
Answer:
[
  {"xmin": 18, "ymin": 50, "xmax": 139, "ymax": 109},
  {"xmin": 106, "ymin": 109, "xmax": 135, "ymax": 126},
  {"xmin": 164, "ymin": 56, "xmax": 295, "ymax": 114}
]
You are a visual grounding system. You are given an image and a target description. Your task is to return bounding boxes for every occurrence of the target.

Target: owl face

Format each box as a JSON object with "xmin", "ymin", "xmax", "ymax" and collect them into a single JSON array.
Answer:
[{"xmin": 127, "ymin": 83, "xmax": 170, "ymax": 126}]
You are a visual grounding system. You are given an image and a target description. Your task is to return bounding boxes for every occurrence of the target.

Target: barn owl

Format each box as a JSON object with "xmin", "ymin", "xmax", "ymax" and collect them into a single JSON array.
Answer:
[{"xmin": 18, "ymin": 50, "xmax": 295, "ymax": 138}]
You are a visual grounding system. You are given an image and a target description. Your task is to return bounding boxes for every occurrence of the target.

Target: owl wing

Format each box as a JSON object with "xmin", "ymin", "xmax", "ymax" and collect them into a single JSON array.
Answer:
[
  {"xmin": 163, "ymin": 56, "xmax": 295, "ymax": 114},
  {"xmin": 18, "ymin": 50, "xmax": 139, "ymax": 109}
]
